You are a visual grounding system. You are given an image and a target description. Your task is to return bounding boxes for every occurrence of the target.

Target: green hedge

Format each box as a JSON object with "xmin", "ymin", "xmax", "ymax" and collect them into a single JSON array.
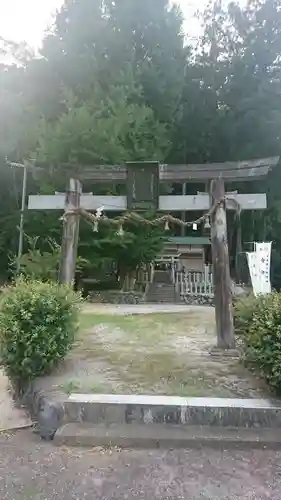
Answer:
[
  {"xmin": 0, "ymin": 279, "xmax": 81, "ymax": 395},
  {"xmin": 234, "ymin": 292, "xmax": 281, "ymax": 394}
]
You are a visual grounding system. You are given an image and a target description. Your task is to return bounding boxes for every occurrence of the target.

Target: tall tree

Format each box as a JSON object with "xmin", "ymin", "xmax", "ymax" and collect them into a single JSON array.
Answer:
[
  {"xmin": 41, "ymin": 0, "xmax": 188, "ymax": 125},
  {"xmin": 36, "ymin": 82, "xmax": 170, "ymax": 166},
  {"xmin": 1, "ymin": 0, "xmax": 281, "ymax": 285}
]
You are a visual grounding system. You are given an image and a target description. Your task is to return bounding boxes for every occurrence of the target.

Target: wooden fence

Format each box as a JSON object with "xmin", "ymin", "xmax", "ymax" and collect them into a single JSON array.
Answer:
[{"xmin": 176, "ymin": 267, "xmax": 214, "ymax": 297}]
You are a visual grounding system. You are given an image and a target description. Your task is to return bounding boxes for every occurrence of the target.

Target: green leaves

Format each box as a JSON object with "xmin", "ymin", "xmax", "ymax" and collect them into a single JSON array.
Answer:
[
  {"xmin": 0, "ymin": 279, "xmax": 81, "ymax": 394},
  {"xmin": 1, "ymin": 0, "xmax": 281, "ymax": 287},
  {"xmin": 79, "ymin": 213, "xmax": 166, "ymax": 287},
  {"xmin": 235, "ymin": 292, "xmax": 281, "ymax": 394},
  {"xmin": 36, "ymin": 79, "xmax": 170, "ymax": 166}
]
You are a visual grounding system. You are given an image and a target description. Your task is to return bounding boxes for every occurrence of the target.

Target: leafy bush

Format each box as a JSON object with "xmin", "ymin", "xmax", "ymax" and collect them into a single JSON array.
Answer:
[
  {"xmin": 234, "ymin": 292, "xmax": 281, "ymax": 394},
  {"xmin": 9, "ymin": 236, "xmax": 61, "ymax": 281},
  {"xmin": 233, "ymin": 293, "xmax": 261, "ymax": 337},
  {"xmin": 0, "ymin": 279, "xmax": 81, "ymax": 394},
  {"xmin": 10, "ymin": 236, "xmax": 89, "ymax": 282}
]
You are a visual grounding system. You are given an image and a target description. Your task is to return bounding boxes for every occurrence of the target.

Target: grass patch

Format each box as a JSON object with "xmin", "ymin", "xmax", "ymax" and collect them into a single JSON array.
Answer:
[
  {"xmin": 79, "ymin": 311, "xmax": 213, "ymax": 341},
  {"xmin": 59, "ymin": 379, "xmax": 111, "ymax": 395},
  {"xmin": 76, "ymin": 310, "xmax": 232, "ymax": 397},
  {"xmin": 72, "ymin": 309, "xmax": 264, "ymax": 398},
  {"xmin": 79, "ymin": 313, "xmax": 133, "ymax": 332},
  {"xmin": 89, "ymin": 382, "xmax": 112, "ymax": 394},
  {"xmin": 60, "ymin": 380, "xmax": 81, "ymax": 395}
]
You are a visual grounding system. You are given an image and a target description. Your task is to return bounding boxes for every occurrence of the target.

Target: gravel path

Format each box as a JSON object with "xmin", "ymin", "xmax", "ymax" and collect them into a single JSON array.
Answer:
[
  {"xmin": 82, "ymin": 303, "xmax": 209, "ymax": 315},
  {"xmin": 0, "ymin": 429, "xmax": 280, "ymax": 499}
]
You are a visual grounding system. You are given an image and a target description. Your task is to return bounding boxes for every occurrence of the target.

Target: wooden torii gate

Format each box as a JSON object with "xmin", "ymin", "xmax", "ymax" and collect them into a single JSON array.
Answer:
[{"xmin": 28, "ymin": 157, "xmax": 279, "ymax": 350}]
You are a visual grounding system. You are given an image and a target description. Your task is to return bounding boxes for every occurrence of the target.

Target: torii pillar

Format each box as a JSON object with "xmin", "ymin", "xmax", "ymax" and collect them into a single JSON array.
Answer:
[{"xmin": 211, "ymin": 179, "xmax": 235, "ymax": 349}]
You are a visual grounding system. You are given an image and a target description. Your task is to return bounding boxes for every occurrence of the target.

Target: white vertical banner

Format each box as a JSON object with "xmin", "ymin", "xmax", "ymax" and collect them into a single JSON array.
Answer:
[
  {"xmin": 247, "ymin": 242, "xmax": 272, "ymax": 296},
  {"xmin": 256, "ymin": 242, "xmax": 272, "ymax": 294},
  {"xmin": 247, "ymin": 252, "xmax": 259, "ymax": 296}
]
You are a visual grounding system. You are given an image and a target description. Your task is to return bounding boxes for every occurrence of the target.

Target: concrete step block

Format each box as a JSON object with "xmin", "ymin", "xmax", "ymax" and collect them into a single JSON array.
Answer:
[
  {"xmin": 54, "ymin": 422, "xmax": 281, "ymax": 449},
  {"xmin": 64, "ymin": 394, "xmax": 281, "ymax": 429}
]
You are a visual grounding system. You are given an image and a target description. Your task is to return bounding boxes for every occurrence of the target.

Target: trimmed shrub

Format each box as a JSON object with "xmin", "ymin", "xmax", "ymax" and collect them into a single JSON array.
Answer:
[
  {"xmin": 233, "ymin": 293, "xmax": 261, "ymax": 337},
  {"xmin": 234, "ymin": 292, "xmax": 281, "ymax": 394},
  {"xmin": 0, "ymin": 279, "xmax": 81, "ymax": 394}
]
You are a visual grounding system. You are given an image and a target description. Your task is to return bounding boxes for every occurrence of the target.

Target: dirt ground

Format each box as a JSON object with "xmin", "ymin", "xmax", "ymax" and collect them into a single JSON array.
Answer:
[
  {"xmin": 0, "ymin": 429, "xmax": 280, "ymax": 500},
  {"xmin": 36, "ymin": 305, "xmax": 269, "ymax": 400}
]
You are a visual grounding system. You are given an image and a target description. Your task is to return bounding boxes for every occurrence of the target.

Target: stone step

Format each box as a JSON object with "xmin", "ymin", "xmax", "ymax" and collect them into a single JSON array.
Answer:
[
  {"xmin": 149, "ymin": 285, "xmax": 175, "ymax": 290},
  {"xmin": 146, "ymin": 284, "xmax": 180, "ymax": 303},
  {"xmin": 148, "ymin": 291, "xmax": 178, "ymax": 295},
  {"xmin": 147, "ymin": 293, "xmax": 177, "ymax": 296},
  {"xmin": 153, "ymin": 270, "xmax": 172, "ymax": 284},
  {"xmin": 147, "ymin": 288, "xmax": 176, "ymax": 291},
  {"xmin": 54, "ymin": 422, "xmax": 281, "ymax": 449},
  {"xmin": 146, "ymin": 293, "xmax": 178, "ymax": 299},
  {"xmin": 147, "ymin": 294, "xmax": 177, "ymax": 302},
  {"xmin": 147, "ymin": 293, "xmax": 177, "ymax": 298},
  {"xmin": 148, "ymin": 292, "xmax": 176, "ymax": 296},
  {"xmin": 146, "ymin": 298, "xmax": 180, "ymax": 304},
  {"xmin": 146, "ymin": 295, "xmax": 181, "ymax": 303},
  {"xmin": 64, "ymin": 394, "xmax": 281, "ymax": 429}
]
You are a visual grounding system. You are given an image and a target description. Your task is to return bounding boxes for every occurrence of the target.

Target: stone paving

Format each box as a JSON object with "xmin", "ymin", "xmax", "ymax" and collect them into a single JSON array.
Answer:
[
  {"xmin": 0, "ymin": 429, "xmax": 280, "ymax": 499},
  {"xmin": 0, "ymin": 369, "xmax": 32, "ymax": 432}
]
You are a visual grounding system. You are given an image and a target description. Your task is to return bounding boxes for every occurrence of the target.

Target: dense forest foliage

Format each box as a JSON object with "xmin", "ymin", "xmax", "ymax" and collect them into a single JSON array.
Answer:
[{"xmin": 0, "ymin": 0, "xmax": 281, "ymax": 285}]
